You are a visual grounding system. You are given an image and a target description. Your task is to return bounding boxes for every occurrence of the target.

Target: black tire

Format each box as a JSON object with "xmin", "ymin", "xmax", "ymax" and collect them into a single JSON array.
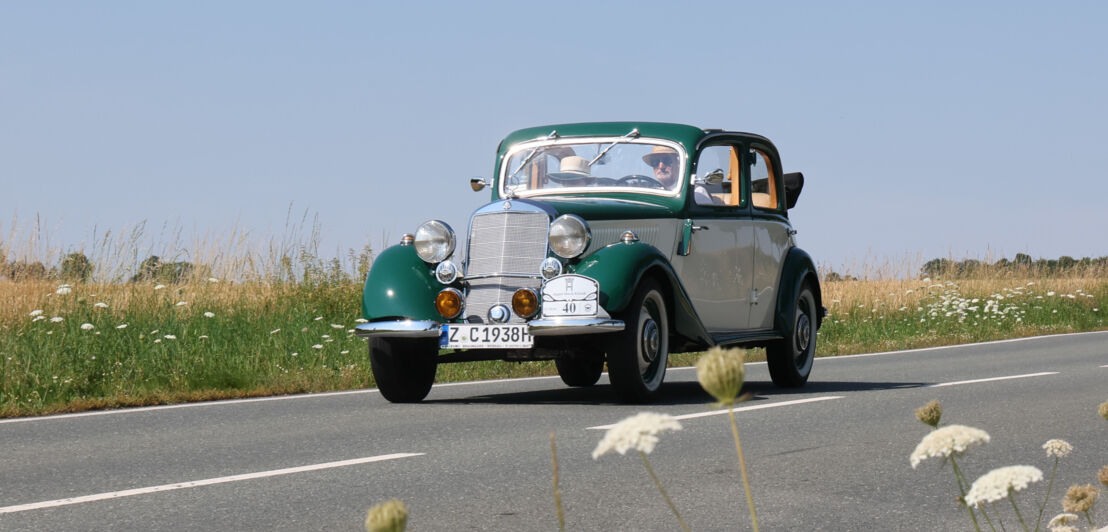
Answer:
[
  {"xmin": 767, "ymin": 283, "xmax": 816, "ymax": 387},
  {"xmin": 554, "ymin": 352, "xmax": 605, "ymax": 387},
  {"xmin": 605, "ymin": 279, "xmax": 669, "ymax": 403},
  {"xmin": 369, "ymin": 337, "xmax": 438, "ymax": 403}
]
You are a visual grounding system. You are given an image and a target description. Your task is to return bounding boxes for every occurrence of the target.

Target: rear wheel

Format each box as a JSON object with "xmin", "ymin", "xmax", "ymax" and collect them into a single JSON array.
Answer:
[
  {"xmin": 369, "ymin": 337, "xmax": 438, "ymax": 403},
  {"xmin": 554, "ymin": 352, "xmax": 605, "ymax": 387},
  {"xmin": 606, "ymin": 279, "xmax": 669, "ymax": 403},
  {"xmin": 767, "ymin": 283, "xmax": 816, "ymax": 387}
]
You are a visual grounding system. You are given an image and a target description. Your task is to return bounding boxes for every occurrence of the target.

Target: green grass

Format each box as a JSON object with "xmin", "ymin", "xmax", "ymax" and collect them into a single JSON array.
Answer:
[{"xmin": 2, "ymin": 276, "xmax": 1106, "ymax": 418}]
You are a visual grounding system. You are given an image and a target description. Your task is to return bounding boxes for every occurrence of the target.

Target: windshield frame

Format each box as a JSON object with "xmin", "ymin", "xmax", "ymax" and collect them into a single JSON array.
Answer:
[{"xmin": 497, "ymin": 136, "xmax": 687, "ymax": 199}]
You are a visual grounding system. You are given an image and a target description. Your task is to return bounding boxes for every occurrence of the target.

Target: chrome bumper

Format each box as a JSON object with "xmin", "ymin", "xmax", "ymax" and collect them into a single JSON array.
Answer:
[{"xmin": 353, "ymin": 317, "xmax": 624, "ymax": 339}]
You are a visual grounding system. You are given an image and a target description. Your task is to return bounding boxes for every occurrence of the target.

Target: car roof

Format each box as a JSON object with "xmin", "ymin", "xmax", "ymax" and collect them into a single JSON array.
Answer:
[{"xmin": 499, "ymin": 122, "xmax": 775, "ymax": 156}]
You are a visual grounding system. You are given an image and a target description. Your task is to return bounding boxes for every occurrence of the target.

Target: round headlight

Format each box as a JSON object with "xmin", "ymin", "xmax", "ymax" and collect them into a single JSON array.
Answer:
[
  {"xmin": 435, "ymin": 260, "xmax": 459, "ymax": 284},
  {"xmin": 512, "ymin": 288, "xmax": 539, "ymax": 318},
  {"xmin": 414, "ymin": 220, "xmax": 455, "ymax": 263},
  {"xmin": 548, "ymin": 215, "xmax": 590, "ymax": 259},
  {"xmin": 435, "ymin": 288, "xmax": 464, "ymax": 319},
  {"xmin": 540, "ymin": 257, "xmax": 562, "ymax": 280}
]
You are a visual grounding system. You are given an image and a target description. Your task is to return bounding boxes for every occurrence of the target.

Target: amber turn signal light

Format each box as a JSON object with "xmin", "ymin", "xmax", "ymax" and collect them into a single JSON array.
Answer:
[
  {"xmin": 435, "ymin": 288, "xmax": 464, "ymax": 319},
  {"xmin": 512, "ymin": 288, "xmax": 539, "ymax": 318}
]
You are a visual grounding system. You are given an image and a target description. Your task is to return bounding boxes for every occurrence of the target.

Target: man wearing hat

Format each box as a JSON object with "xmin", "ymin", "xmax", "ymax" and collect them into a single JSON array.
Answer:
[{"xmin": 642, "ymin": 145, "xmax": 716, "ymax": 204}]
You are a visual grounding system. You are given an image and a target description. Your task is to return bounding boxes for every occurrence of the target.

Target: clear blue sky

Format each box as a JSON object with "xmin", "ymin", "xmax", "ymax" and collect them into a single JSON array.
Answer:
[{"xmin": 3, "ymin": 2, "xmax": 1107, "ymax": 276}]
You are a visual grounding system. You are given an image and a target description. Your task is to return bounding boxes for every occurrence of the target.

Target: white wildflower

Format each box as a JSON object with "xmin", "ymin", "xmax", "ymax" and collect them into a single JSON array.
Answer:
[
  {"xmin": 29, "ymin": 309, "xmax": 44, "ymax": 317},
  {"xmin": 154, "ymin": 339, "xmax": 162, "ymax": 343},
  {"xmin": 909, "ymin": 425, "xmax": 990, "ymax": 468},
  {"xmin": 1048, "ymin": 513, "xmax": 1079, "ymax": 528},
  {"xmin": 154, "ymin": 284, "xmax": 166, "ymax": 290},
  {"xmin": 50, "ymin": 316, "xmax": 64, "ymax": 323},
  {"xmin": 592, "ymin": 412, "xmax": 683, "ymax": 459},
  {"xmin": 207, "ymin": 277, "xmax": 219, "ymax": 283},
  {"xmin": 55, "ymin": 284, "xmax": 72, "ymax": 295},
  {"xmin": 340, "ymin": 350, "xmax": 350, "ymax": 354},
  {"xmin": 80, "ymin": 323, "xmax": 94, "ymax": 331},
  {"xmin": 312, "ymin": 344, "xmax": 324, "ymax": 349},
  {"xmin": 32, "ymin": 315, "xmax": 46, "ymax": 322},
  {"xmin": 163, "ymin": 334, "xmax": 176, "ymax": 340},
  {"xmin": 203, "ymin": 312, "xmax": 215, "ymax": 318},
  {"xmin": 116, "ymin": 323, "xmax": 128, "ymax": 329},
  {"xmin": 290, "ymin": 352, "xmax": 298, "ymax": 357},
  {"xmin": 1043, "ymin": 439, "xmax": 1073, "ymax": 458},
  {"xmin": 355, "ymin": 318, "xmax": 368, "ymax": 324},
  {"xmin": 93, "ymin": 302, "xmax": 109, "ymax": 309},
  {"xmin": 330, "ymin": 324, "xmax": 344, "ymax": 329},
  {"xmin": 964, "ymin": 466, "xmax": 1043, "ymax": 507},
  {"xmin": 270, "ymin": 328, "xmax": 281, "ymax": 334},
  {"xmin": 175, "ymin": 301, "xmax": 187, "ymax": 307},
  {"xmin": 314, "ymin": 316, "xmax": 323, "ymax": 321},
  {"xmin": 1047, "ymin": 291, "xmax": 1056, "ymax": 296},
  {"xmin": 199, "ymin": 335, "xmax": 209, "ymax": 339}
]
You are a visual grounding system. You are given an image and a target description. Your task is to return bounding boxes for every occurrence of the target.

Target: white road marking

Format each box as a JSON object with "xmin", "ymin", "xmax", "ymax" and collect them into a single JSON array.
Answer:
[
  {"xmin": 929, "ymin": 372, "xmax": 1058, "ymax": 387},
  {"xmin": 0, "ymin": 453, "xmax": 424, "ymax": 515},
  {"xmin": 586, "ymin": 396, "xmax": 843, "ymax": 430}
]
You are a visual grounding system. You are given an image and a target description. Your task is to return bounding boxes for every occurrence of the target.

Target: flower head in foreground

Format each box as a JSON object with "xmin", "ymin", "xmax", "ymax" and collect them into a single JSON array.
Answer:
[
  {"xmin": 365, "ymin": 498, "xmax": 407, "ymax": 532},
  {"xmin": 1061, "ymin": 484, "xmax": 1099, "ymax": 513},
  {"xmin": 116, "ymin": 323, "xmax": 128, "ymax": 329},
  {"xmin": 93, "ymin": 302, "xmax": 109, "ymax": 309},
  {"xmin": 1043, "ymin": 439, "xmax": 1073, "ymax": 458},
  {"xmin": 695, "ymin": 346, "xmax": 745, "ymax": 405},
  {"xmin": 1098, "ymin": 465, "xmax": 1108, "ymax": 487},
  {"xmin": 80, "ymin": 323, "xmax": 95, "ymax": 331},
  {"xmin": 50, "ymin": 316, "xmax": 64, "ymax": 323},
  {"xmin": 154, "ymin": 284, "xmax": 166, "ymax": 290},
  {"xmin": 55, "ymin": 284, "xmax": 72, "ymax": 295},
  {"xmin": 909, "ymin": 424, "xmax": 990, "ymax": 469},
  {"xmin": 1047, "ymin": 513, "xmax": 1079, "ymax": 529},
  {"xmin": 203, "ymin": 312, "xmax": 215, "ymax": 318},
  {"xmin": 592, "ymin": 412, "xmax": 682, "ymax": 459},
  {"xmin": 915, "ymin": 399, "xmax": 942, "ymax": 427},
  {"xmin": 964, "ymin": 465, "xmax": 1043, "ymax": 507},
  {"xmin": 30, "ymin": 309, "xmax": 43, "ymax": 317},
  {"xmin": 1099, "ymin": 400, "xmax": 1108, "ymax": 421}
]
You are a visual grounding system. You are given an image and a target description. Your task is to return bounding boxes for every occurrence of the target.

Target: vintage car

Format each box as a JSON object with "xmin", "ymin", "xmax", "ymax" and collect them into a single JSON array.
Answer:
[{"xmin": 355, "ymin": 122, "xmax": 824, "ymax": 403}]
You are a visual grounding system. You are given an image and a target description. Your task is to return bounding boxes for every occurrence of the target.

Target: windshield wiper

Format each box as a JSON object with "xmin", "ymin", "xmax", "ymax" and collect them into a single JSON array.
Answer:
[
  {"xmin": 507, "ymin": 130, "xmax": 559, "ymax": 182},
  {"xmin": 587, "ymin": 128, "xmax": 640, "ymax": 166}
]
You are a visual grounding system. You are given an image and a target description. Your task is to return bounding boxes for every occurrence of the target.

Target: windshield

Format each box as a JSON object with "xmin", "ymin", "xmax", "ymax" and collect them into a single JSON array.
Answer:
[{"xmin": 500, "ymin": 139, "xmax": 685, "ymax": 197}]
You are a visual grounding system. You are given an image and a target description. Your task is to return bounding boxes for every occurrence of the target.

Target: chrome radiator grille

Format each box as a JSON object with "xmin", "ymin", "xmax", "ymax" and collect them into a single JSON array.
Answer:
[{"xmin": 465, "ymin": 211, "xmax": 548, "ymax": 323}]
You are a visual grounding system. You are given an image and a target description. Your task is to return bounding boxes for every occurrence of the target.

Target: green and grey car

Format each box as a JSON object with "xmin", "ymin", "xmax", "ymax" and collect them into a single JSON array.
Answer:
[{"xmin": 356, "ymin": 122, "xmax": 824, "ymax": 403}]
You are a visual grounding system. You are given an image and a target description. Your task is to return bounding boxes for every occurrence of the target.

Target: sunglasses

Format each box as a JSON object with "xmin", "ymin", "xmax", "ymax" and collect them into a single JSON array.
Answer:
[{"xmin": 649, "ymin": 154, "xmax": 677, "ymax": 167}]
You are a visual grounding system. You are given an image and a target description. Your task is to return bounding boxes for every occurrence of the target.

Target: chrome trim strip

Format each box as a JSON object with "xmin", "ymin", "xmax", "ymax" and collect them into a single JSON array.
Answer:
[
  {"xmin": 463, "ymin": 273, "xmax": 543, "ymax": 281},
  {"xmin": 527, "ymin": 318, "xmax": 625, "ymax": 336},
  {"xmin": 354, "ymin": 320, "xmax": 441, "ymax": 338}
]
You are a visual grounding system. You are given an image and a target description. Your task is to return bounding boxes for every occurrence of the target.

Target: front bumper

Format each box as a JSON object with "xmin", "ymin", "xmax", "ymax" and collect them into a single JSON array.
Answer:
[{"xmin": 353, "ymin": 317, "xmax": 624, "ymax": 339}]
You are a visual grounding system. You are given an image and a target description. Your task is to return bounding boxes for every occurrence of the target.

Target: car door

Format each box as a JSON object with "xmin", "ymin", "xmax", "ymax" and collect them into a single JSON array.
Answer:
[
  {"xmin": 747, "ymin": 144, "xmax": 792, "ymax": 330},
  {"xmin": 671, "ymin": 142, "xmax": 755, "ymax": 334}
]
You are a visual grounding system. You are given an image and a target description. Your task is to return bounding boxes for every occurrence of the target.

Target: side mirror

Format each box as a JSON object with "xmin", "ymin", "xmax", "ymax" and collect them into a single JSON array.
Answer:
[
  {"xmin": 693, "ymin": 168, "xmax": 725, "ymax": 186},
  {"xmin": 470, "ymin": 177, "xmax": 488, "ymax": 192},
  {"xmin": 783, "ymin": 172, "xmax": 804, "ymax": 208}
]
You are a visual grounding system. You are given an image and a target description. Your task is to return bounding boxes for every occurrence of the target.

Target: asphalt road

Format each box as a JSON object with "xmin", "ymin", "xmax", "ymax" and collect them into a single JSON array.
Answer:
[{"xmin": 2, "ymin": 332, "xmax": 1106, "ymax": 531}]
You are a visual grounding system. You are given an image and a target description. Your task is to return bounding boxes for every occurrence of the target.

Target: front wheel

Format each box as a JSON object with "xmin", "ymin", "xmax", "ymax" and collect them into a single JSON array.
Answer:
[
  {"xmin": 767, "ymin": 283, "xmax": 816, "ymax": 387},
  {"xmin": 369, "ymin": 337, "xmax": 438, "ymax": 403},
  {"xmin": 606, "ymin": 279, "xmax": 669, "ymax": 403},
  {"xmin": 554, "ymin": 352, "xmax": 605, "ymax": 387}
]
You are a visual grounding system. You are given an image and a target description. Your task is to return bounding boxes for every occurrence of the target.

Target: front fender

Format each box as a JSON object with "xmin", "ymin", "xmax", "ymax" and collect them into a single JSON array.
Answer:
[
  {"xmin": 572, "ymin": 241, "xmax": 711, "ymax": 347},
  {"xmin": 774, "ymin": 247, "xmax": 823, "ymax": 334},
  {"xmin": 362, "ymin": 245, "xmax": 440, "ymax": 321}
]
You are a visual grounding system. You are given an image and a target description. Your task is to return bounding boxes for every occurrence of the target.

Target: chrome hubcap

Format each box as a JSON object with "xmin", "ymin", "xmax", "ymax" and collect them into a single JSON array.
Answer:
[
  {"xmin": 795, "ymin": 313, "xmax": 811, "ymax": 354},
  {"xmin": 641, "ymin": 319, "xmax": 659, "ymax": 365}
]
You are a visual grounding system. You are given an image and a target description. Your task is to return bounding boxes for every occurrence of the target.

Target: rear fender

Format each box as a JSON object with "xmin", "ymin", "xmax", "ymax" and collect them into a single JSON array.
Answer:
[{"xmin": 773, "ymin": 247, "xmax": 823, "ymax": 334}]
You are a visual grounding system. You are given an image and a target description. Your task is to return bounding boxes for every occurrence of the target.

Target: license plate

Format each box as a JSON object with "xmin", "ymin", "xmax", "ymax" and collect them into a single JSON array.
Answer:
[{"xmin": 440, "ymin": 324, "xmax": 533, "ymax": 349}]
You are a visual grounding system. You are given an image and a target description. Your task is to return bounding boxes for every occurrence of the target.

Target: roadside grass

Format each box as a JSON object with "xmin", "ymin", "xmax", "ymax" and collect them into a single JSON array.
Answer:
[{"xmin": 2, "ymin": 274, "xmax": 1106, "ymax": 418}]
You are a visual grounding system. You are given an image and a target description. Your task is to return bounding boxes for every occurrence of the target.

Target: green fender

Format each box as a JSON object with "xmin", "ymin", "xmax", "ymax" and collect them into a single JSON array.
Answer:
[
  {"xmin": 361, "ymin": 245, "xmax": 440, "ymax": 321},
  {"xmin": 573, "ymin": 241, "xmax": 711, "ymax": 347},
  {"xmin": 773, "ymin": 247, "xmax": 824, "ymax": 335}
]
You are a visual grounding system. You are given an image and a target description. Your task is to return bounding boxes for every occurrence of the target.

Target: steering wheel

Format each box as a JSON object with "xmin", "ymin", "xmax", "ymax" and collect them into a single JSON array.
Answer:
[{"xmin": 618, "ymin": 174, "xmax": 665, "ymax": 189}]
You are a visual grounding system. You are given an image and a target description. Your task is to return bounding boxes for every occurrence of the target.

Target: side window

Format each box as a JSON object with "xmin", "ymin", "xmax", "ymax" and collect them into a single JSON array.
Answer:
[
  {"xmin": 693, "ymin": 145, "xmax": 743, "ymax": 207},
  {"xmin": 750, "ymin": 148, "xmax": 779, "ymax": 210}
]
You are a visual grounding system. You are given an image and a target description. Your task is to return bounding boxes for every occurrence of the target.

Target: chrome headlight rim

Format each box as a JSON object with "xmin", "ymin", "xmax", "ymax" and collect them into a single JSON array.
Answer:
[
  {"xmin": 414, "ymin": 220, "xmax": 456, "ymax": 264},
  {"xmin": 548, "ymin": 214, "xmax": 591, "ymax": 259}
]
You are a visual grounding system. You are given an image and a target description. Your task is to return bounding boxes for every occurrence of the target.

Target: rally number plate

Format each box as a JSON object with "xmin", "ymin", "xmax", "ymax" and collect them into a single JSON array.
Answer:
[{"xmin": 440, "ymin": 324, "xmax": 533, "ymax": 349}]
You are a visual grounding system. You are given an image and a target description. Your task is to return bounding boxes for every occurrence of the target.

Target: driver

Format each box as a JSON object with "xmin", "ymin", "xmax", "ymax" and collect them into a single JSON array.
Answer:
[{"xmin": 642, "ymin": 145, "xmax": 716, "ymax": 204}]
